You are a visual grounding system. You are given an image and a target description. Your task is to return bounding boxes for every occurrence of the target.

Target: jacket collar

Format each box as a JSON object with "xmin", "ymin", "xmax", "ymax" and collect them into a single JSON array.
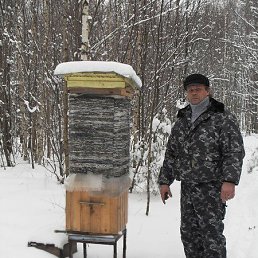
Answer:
[{"xmin": 177, "ymin": 97, "xmax": 224, "ymax": 118}]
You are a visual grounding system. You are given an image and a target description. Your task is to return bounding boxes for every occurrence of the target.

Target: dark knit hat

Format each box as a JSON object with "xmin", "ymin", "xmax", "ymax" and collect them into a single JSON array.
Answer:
[{"xmin": 183, "ymin": 74, "xmax": 210, "ymax": 90}]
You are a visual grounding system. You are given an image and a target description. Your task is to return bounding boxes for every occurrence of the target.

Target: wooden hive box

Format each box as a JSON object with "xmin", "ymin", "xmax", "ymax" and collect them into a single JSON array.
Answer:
[{"xmin": 66, "ymin": 190, "xmax": 128, "ymax": 234}]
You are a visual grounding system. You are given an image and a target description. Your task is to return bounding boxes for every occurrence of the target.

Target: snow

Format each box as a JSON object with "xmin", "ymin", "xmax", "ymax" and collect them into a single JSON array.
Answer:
[
  {"xmin": 0, "ymin": 134, "xmax": 258, "ymax": 258},
  {"xmin": 24, "ymin": 100, "xmax": 39, "ymax": 113},
  {"xmin": 176, "ymin": 98, "xmax": 188, "ymax": 109},
  {"xmin": 54, "ymin": 61, "xmax": 142, "ymax": 89}
]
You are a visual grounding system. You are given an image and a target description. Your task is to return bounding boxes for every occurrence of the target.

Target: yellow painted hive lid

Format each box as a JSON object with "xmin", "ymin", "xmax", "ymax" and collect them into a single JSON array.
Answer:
[{"xmin": 54, "ymin": 61, "xmax": 142, "ymax": 92}]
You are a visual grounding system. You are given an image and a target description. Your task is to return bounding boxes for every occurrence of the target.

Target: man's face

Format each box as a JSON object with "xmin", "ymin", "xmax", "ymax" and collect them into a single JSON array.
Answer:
[{"xmin": 186, "ymin": 84, "xmax": 209, "ymax": 105}]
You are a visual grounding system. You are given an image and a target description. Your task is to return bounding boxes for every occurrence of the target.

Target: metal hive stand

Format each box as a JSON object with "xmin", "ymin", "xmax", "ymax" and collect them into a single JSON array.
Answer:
[{"xmin": 67, "ymin": 228, "xmax": 127, "ymax": 258}]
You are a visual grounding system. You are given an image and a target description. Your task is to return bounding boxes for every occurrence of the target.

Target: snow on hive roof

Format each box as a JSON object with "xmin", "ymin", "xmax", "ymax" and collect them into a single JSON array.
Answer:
[{"xmin": 54, "ymin": 61, "xmax": 142, "ymax": 89}]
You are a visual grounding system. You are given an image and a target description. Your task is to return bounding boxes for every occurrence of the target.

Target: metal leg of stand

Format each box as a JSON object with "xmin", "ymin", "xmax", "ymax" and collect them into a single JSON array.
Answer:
[
  {"xmin": 113, "ymin": 241, "xmax": 117, "ymax": 258},
  {"xmin": 123, "ymin": 228, "xmax": 127, "ymax": 258},
  {"xmin": 83, "ymin": 243, "xmax": 87, "ymax": 258},
  {"xmin": 69, "ymin": 241, "xmax": 73, "ymax": 258}
]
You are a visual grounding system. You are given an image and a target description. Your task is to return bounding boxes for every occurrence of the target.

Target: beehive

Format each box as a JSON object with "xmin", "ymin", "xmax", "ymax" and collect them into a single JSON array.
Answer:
[{"xmin": 54, "ymin": 61, "xmax": 141, "ymax": 234}]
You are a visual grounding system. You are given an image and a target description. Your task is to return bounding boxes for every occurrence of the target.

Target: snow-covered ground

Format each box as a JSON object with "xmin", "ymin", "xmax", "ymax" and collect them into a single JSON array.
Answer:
[{"xmin": 0, "ymin": 134, "xmax": 257, "ymax": 258}]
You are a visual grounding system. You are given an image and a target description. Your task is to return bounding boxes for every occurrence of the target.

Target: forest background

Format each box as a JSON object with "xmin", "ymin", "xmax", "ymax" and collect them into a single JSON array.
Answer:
[{"xmin": 0, "ymin": 0, "xmax": 257, "ymax": 196}]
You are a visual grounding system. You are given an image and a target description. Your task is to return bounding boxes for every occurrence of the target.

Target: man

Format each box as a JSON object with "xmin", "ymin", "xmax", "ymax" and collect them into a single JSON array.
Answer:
[{"xmin": 158, "ymin": 74, "xmax": 245, "ymax": 258}]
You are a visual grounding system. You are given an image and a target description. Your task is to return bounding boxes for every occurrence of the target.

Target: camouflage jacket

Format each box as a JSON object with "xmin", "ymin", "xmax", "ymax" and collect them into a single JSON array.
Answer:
[{"xmin": 158, "ymin": 98, "xmax": 245, "ymax": 186}]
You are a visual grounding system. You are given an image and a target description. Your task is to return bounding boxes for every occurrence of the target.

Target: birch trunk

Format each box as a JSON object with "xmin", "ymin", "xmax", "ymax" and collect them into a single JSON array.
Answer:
[{"xmin": 81, "ymin": 0, "xmax": 90, "ymax": 61}]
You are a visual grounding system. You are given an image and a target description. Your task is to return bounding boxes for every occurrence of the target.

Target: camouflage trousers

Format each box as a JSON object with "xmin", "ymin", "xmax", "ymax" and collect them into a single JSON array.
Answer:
[{"xmin": 180, "ymin": 181, "xmax": 227, "ymax": 258}]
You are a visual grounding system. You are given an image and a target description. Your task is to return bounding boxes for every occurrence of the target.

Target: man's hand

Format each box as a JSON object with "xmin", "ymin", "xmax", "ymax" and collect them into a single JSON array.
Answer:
[
  {"xmin": 159, "ymin": 184, "xmax": 172, "ymax": 204},
  {"xmin": 221, "ymin": 182, "xmax": 235, "ymax": 203}
]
